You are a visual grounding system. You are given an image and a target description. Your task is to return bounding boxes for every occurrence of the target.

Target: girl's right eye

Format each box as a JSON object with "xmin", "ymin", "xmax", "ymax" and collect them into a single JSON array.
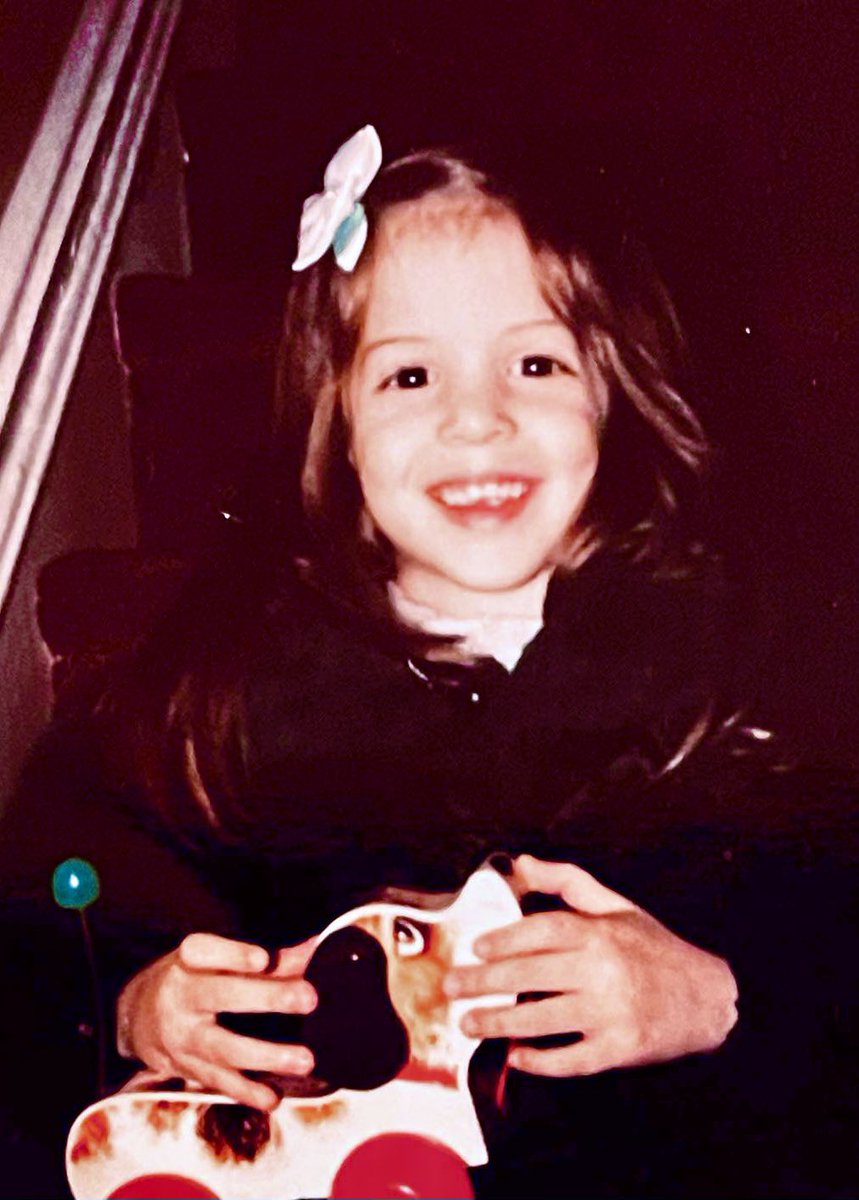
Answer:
[{"xmin": 383, "ymin": 366, "xmax": 429, "ymax": 390}]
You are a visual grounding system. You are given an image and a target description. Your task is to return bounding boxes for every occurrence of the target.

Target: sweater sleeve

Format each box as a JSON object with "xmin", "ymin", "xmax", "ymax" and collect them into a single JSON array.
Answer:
[
  {"xmin": 0, "ymin": 716, "xmax": 241, "ymax": 1190},
  {"xmin": 526, "ymin": 712, "xmax": 859, "ymax": 1197},
  {"xmin": 620, "ymin": 730, "xmax": 859, "ymax": 1196}
]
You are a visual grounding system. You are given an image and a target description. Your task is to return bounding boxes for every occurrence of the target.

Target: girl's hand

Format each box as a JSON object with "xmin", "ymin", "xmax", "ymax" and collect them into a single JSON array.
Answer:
[
  {"xmin": 116, "ymin": 933, "xmax": 318, "ymax": 1110},
  {"xmin": 444, "ymin": 854, "xmax": 738, "ymax": 1077}
]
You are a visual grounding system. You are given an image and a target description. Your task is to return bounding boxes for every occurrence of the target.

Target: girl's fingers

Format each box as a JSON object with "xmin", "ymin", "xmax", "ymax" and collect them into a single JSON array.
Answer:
[
  {"xmin": 185, "ymin": 973, "xmax": 317, "ymax": 1016},
  {"xmin": 507, "ymin": 1037, "xmax": 611, "ymax": 1079},
  {"xmin": 265, "ymin": 938, "xmax": 319, "ymax": 978},
  {"xmin": 445, "ymin": 950, "xmax": 580, "ymax": 999},
  {"xmin": 179, "ymin": 933, "xmax": 270, "ymax": 974},
  {"xmin": 472, "ymin": 910, "xmax": 589, "ymax": 961},
  {"xmin": 178, "ymin": 1054, "xmax": 283, "ymax": 1111},
  {"xmin": 512, "ymin": 854, "xmax": 636, "ymax": 916},
  {"xmin": 461, "ymin": 993, "xmax": 588, "ymax": 1041},
  {"xmin": 196, "ymin": 1026, "xmax": 315, "ymax": 1077}
]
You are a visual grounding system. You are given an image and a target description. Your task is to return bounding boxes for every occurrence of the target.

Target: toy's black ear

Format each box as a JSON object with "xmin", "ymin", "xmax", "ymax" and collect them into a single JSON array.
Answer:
[
  {"xmin": 302, "ymin": 926, "xmax": 409, "ymax": 1091},
  {"xmin": 218, "ymin": 925, "xmax": 410, "ymax": 1094}
]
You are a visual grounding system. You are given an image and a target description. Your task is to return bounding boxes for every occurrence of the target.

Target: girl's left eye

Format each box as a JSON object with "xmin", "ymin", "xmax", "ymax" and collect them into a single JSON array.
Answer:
[{"xmin": 519, "ymin": 355, "xmax": 567, "ymax": 377}]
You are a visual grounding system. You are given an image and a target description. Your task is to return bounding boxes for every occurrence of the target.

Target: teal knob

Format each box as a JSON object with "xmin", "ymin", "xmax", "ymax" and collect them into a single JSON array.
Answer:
[{"xmin": 52, "ymin": 858, "xmax": 100, "ymax": 910}]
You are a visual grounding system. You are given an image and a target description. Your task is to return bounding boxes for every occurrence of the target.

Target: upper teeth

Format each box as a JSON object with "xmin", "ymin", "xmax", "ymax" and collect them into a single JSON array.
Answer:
[{"xmin": 437, "ymin": 480, "xmax": 528, "ymax": 507}]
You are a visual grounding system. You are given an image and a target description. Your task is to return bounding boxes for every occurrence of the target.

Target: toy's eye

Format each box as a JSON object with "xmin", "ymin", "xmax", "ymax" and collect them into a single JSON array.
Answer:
[
  {"xmin": 393, "ymin": 916, "xmax": 429, "ymax": 957},
  {"xmin": 385, "ymin": 366, "xmax": 429, "ymax": 390}
]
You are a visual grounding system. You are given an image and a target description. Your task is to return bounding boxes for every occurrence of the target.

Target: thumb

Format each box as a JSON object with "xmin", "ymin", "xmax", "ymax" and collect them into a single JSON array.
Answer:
[{"xmin": 512, "ymin": 854, "xmax": 637, "ymax": 916}]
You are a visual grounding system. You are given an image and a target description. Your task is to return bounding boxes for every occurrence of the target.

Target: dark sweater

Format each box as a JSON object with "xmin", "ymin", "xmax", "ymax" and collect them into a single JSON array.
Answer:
[{"xmin": 1, "ymin": 553, "xmax": 857, "ymax": 1197}]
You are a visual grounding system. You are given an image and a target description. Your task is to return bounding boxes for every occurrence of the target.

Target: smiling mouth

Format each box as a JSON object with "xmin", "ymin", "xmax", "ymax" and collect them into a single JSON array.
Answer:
[{"xmin": 427, "ymin": 475, "xmax": 538, "ymax": 519}]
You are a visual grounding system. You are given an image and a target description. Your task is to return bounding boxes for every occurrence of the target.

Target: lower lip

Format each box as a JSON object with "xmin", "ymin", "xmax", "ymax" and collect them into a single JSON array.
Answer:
[{"xmin": 429, "ymin": 486, "xmax": 536, "ymax": 526}]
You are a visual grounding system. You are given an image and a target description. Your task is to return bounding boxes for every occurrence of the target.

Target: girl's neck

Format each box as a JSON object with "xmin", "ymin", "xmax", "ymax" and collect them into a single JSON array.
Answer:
[{"xmin": 393, "ymin": 565, "xmax": 553, "ymax": 621}]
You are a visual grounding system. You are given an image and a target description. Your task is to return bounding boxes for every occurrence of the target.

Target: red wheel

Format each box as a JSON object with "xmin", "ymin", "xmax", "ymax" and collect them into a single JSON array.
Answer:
[
  {"xmin": 330, "ymin": 1132, "xmax": 474, "ymax": 1199},
  {"xmin": 108, "ymin": 1174, "xmax": 219, "ymax": 1199}
]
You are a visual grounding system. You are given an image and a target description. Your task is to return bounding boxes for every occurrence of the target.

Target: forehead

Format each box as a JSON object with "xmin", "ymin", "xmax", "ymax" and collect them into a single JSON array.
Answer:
[
  {"xmin": 357, "ymin": 199, "xmax": 554, "ymax": 337},
  {"xmin": 380, "ymin": 191, "xmax": 510, "ymax": 243}
]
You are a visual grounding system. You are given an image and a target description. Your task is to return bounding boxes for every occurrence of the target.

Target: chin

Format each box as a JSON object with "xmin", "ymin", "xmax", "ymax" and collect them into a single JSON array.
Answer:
[
  {"xmin": 451, "ymin": 551, "xmax": 551, "ymax": 586},
  {"xmin": 438, "ymin": 562, "xmax": 551, "ymax": 599},
  {"xmin": 451, "ymin": 572, "xmax": 540, "ymax": 594}
]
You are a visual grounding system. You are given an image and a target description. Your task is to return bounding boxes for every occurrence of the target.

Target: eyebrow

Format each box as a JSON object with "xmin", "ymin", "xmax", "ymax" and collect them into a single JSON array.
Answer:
[
  {"xmin": 507, "ymin": 318, "xmax": 577, "ymax": 338},
  {"xmin": 360, "ymin": 335, "xmax": 431, "ymax": 359}
]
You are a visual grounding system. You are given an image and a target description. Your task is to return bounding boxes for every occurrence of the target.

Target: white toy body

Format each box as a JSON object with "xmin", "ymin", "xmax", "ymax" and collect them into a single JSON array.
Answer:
[{"xmin": 66, "ymin": 866, "xmax": 520, "ymax": 1200}]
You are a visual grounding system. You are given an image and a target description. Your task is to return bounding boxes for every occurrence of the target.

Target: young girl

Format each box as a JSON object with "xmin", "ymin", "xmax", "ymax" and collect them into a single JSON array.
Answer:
[{"xmin": 1, "ymin": 126, "xmax": 855, "ymax": 1198}]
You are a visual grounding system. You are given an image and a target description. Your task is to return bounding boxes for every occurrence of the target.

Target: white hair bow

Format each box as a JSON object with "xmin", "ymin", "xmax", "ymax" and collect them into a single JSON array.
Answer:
[{"xmin": 292, "ymin": 125, "xmax": 383, "ymax": 273}]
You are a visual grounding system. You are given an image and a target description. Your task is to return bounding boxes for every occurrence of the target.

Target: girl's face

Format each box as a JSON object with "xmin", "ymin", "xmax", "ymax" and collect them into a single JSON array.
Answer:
[{"xmin": 346, "ymin": 204, "xmax": 600, "ymax": 618}]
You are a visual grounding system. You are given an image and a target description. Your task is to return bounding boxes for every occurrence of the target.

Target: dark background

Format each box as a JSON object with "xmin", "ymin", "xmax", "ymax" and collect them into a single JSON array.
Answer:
[{"xmin": 165, "ymin": 0, "xmax": 858, "ymax": 761}]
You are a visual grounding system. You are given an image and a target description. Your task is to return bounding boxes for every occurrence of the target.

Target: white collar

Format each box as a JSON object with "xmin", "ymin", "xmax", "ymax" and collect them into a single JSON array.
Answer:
[{"xmin": 389, "ymin": 583, "xmax": 544, "ymax": 672}]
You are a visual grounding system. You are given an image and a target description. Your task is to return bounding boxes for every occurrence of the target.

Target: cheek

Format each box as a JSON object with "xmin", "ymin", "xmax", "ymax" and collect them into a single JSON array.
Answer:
[
  {"xmin": 350, "ymin": 437, "xmax": 389, "ymax": 511},
  {"xmin": 543, "ymin": 421, "xmax": 600, "ymax": 537},
  {"xmin": 582, "ymin": 431, "xmax": 601, "ymax": 481},
  {"xmin": 349, "ymin": 441, "xmax": 408, "ymax": 546},
  {"xmin": 347, "ymin": 416, "xmax": 378, "ymax": 493},
  {"xmin": 350, "ymin": 416, "xmax": 417, "ymax": 502},
  {"xmin": 555, "ymin": 414, "xmax": 600, "ymax": 484}
]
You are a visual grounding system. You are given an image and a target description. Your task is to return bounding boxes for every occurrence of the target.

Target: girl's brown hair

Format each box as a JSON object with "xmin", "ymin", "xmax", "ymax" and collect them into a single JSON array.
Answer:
[{"xmin": 106, "ymin": 146, "xmax": 710, "ymax": 838}]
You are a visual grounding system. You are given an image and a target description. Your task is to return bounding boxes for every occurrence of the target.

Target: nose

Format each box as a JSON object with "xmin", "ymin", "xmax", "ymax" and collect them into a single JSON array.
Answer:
[{"xmin": 438, "ymin": 375, "xmax": 515, "ymax": 444}]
